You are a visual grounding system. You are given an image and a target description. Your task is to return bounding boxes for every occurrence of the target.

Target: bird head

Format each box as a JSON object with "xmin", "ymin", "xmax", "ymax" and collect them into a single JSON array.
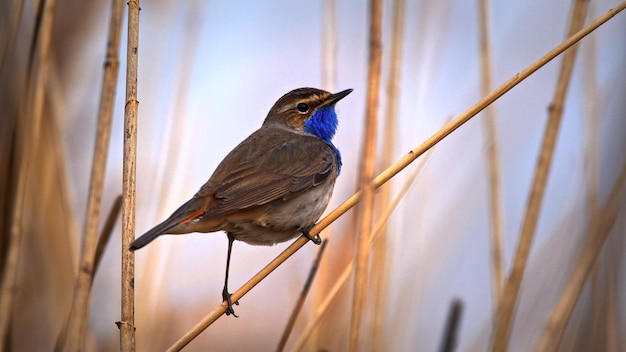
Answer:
[{"xmin": 263, "ymin": 87, "xmax": 352, "ymax": 143}]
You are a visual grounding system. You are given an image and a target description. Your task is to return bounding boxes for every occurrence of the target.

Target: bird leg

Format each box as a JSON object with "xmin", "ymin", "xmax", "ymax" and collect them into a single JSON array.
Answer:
[
  {"xmin": 222, "ymin": 233, "xmax": 239, "ymax": 317},
  {"xmin": 302, "ymin": 230, "xmax": 322, "ymax": 245}
]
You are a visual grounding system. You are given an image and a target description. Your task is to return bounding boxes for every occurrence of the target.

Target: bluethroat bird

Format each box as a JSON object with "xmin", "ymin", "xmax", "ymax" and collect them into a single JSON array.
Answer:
[{"xmin": 130, "ymin": 87, "xmax": 352, "ymax": 317}]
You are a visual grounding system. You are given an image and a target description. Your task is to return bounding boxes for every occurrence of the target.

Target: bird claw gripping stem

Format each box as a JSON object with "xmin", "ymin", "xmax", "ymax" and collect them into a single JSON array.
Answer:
[
  {"xmin": 303, "ymin": 231, "xmax": 322, "ymax": 245},
  {"xmin": 222, "ymin": 288, "xmax": 240, "ymax": 318}
]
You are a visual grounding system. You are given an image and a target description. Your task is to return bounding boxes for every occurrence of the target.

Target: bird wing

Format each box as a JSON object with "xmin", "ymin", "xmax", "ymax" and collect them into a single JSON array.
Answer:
[{"xmin": 197, "ymin": 128, "xmax": 337, "ymax": 216}]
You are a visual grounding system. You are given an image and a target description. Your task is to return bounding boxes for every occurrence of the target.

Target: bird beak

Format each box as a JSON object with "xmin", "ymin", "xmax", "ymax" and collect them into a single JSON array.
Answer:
[{"xmin": 321, "ymin": 88, "xmax": 353, "ymax": 107}]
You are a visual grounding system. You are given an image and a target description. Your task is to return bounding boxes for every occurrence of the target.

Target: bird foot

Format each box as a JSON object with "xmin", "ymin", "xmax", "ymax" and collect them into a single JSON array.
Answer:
[
  {"xmin": 302, "ymin": 231, "xmax": 322, "ymax": 245},
  {"xmin": 222, "ymin": 288, "xmax": 240, "ymax": 318}
]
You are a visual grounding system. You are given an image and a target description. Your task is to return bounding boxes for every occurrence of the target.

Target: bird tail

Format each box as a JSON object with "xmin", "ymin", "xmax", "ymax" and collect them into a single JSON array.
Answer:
[{"xmin": 129, "ymin": 196, "xmax": 210, "ymax": 251}]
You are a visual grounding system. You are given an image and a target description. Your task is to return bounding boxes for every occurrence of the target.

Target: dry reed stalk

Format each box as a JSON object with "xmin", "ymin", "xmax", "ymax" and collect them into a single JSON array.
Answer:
[
  {"xmin": 313, "ymin": 1, "xmax": 339, "ymax": 348},
  {"xmin": 535, "ymin": 163, "xmax": 626, "ymax": 351},
  {"xmin": 120, "ymin": 0, "xmax": 140, "ymax": 350},
  {"xmin": 370, "ymin": 0, "xmax": 405, "ymax": 349},
  {"xmin": 605, "ymin": 242, "xmax": 619, "ymax": 352},
  {"xmin": 350, "ymin": 0, "xmax": 383, "ymax": 350},
  {"xmin": 164, "ymin": 6, "xmax": 625, "ymax": 349},
  {"xmin": 582, "ymin": 5, "xmax": 602, "ymax": 348},
  {"xmin": 590, "ymin": 263, "xmax": 603, "ymax": 348},
  {"xmin": 582, "ymin": 4, "xmax": 600, "ymax": 217},
  {"xmin": 581, "ymin": 10, "xmax": 604, "ymax": 348},
  {"xmin": 39, "ymin": 80, "xmax": 79, "ymax": 350},
  {"xmin": 276, "ymin": 240, "xmax": 329, "ymax": 352},
  {"xmin": 55, "ymin": 0, "xmax": 124, "ymax": 350},
  {"xmin": 45, "ymin": 65, "xmax": 80, "ymax": 262},
  {"xmin": 292, "ymin": 144, "xmax": 437, "ymax": 352},
  {"xmin": 0, "ymin": 0, "xmax": 24, "ymax": 73},
  {"xmin": 1, "ymin": 0, "xmax": 54, "ymax": 348},
  {"xmin": 491, "ymin": 1, "xmax": 590, "ymax": 349},
  {"xmin": 0, "ymin": 67, "xmax": 26, "ymax": 352},
  {"xmin": 94, "ymin": 195, "xmax": 123, "ymax": 279},
  {"xmin": 477, "ymin": 0, "xmax": 505, "ymax": 307}
]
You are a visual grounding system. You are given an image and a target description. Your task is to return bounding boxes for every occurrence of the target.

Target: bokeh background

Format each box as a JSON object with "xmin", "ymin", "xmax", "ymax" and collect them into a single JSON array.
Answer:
[{"xmin": 1, "ymin": 0, "xmax": 625, "ymax": 351}]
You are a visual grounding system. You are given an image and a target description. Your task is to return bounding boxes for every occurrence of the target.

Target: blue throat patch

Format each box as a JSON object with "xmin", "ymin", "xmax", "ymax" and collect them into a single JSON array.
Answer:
[{"xmin": 304, "ymin": 105, "xmax": 342, "ymax": 174}]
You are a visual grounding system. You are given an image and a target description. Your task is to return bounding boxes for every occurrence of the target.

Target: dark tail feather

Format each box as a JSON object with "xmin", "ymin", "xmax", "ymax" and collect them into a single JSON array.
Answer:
[
  {"xmin": 130, "ymin": 197, "xmax": 209, "ymax": 251},
  {"xmin": 130, "ymin": 218, "xmax": 179, "ymax": 251}
]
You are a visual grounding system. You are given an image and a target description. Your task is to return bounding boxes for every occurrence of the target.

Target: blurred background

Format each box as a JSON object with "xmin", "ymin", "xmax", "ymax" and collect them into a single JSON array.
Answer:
[{"xmin": 1, "ymin": 0, "xmax": 625, "ymax": 351}]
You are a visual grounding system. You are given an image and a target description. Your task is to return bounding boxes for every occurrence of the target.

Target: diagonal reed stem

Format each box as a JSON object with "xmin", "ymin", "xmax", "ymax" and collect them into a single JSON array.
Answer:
[
  {"xmin": 491, "ymin": 0, "xmax": 589, "ymax": 349},
  {"xmin": 165, "ymin": 4, "xmax": 626, "ymax": 350}
]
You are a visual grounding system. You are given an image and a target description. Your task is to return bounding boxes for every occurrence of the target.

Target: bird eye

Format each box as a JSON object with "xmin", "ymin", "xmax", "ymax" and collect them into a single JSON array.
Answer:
[{"xmin": 296, "ymin": 102, "xmax": 310, "ymax": 113}]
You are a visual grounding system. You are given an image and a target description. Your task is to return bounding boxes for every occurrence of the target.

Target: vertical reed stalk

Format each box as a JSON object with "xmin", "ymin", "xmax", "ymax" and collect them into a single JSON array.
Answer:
[
  {"xmin": 581, "ymin": 7, "xmax": 604, "ymax": 348},
  {"xmin": 120, "ymin": 0, "xmax": 140, "ymax": 350},
  {"xmin": 313, "ymin": 1, "xmax": 338, "ymax": 348},
  {"xmin": 55, "ymin": 0, "xmax": 124, "ymax": 350},
  {"xmin": 604, "ymin": 242, "xmax": 619, "ymax": 352},
  {"xmin": 0, "ymin": 0, "xmax": 55, "ymax": 347},
  {"xmin": 492, "ymin": 1, "xmax": 589, "ymax": 350},
  {"xmin": 0, "ymin": 0, "xmax": 24, "ymax": 73},
  {"xmin": 477, "ymin": 0, "xmax": 505, "ymax": 308},
  {"xmin": 582, "ymin": 4, "xmax": 600, "ymax": 218},
  {"xmin": 535, "ymin": 163, "xmax": 626, "ymax": 351},
  {"xmin": 350, "ymin": 0, "xmax": 383, "ymax": 350},
  {"xmin": 371, "ymin": 0, "xmax": 405, "ymax": 349}
]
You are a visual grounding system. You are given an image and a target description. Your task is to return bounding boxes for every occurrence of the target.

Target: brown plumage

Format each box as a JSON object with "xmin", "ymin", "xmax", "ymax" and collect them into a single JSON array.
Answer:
[{"xmin": 131, "ymin": 87, "xmax": 352, "ymax": 316}]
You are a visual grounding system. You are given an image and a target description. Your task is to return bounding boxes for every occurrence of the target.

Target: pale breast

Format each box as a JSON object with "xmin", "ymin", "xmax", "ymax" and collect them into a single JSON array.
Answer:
[{"xmin": 228, "ymin": 178, "xmax": 336, "ymax": 246}]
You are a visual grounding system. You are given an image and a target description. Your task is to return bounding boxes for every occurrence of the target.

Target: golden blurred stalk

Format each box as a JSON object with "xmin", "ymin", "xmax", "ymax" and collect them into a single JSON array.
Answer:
[
  {"xmin": 491, "ymin": 0, "xmax": 589, "ymax": 350},
  {"xmin": 55, "ymin": 0, "xmax": 124, "ymax": 350},
  {"xmin": 0, "ymin": 0, "xmax": 55, "ymax": 347},
  {"xmin": 0, "ymin": 0, "xmax": 24, "ymax": 73},
  {"xmin": 312, "ymin": 1, "xmax": 338, "ymax": 348},
  {"xmin": 371, "ymin": 0, "xmax": 405, "ymax": 349},
  {"xmin": 477, "ymin": 0, "xmax": 505, "ymax": 307},
  {"xmin": 536, "ymin": 163, "xmax": 626, "ymax": 351},
  {"xmin": 350, "ymin": 0, "xmax": 383, "ymax": 350}
]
